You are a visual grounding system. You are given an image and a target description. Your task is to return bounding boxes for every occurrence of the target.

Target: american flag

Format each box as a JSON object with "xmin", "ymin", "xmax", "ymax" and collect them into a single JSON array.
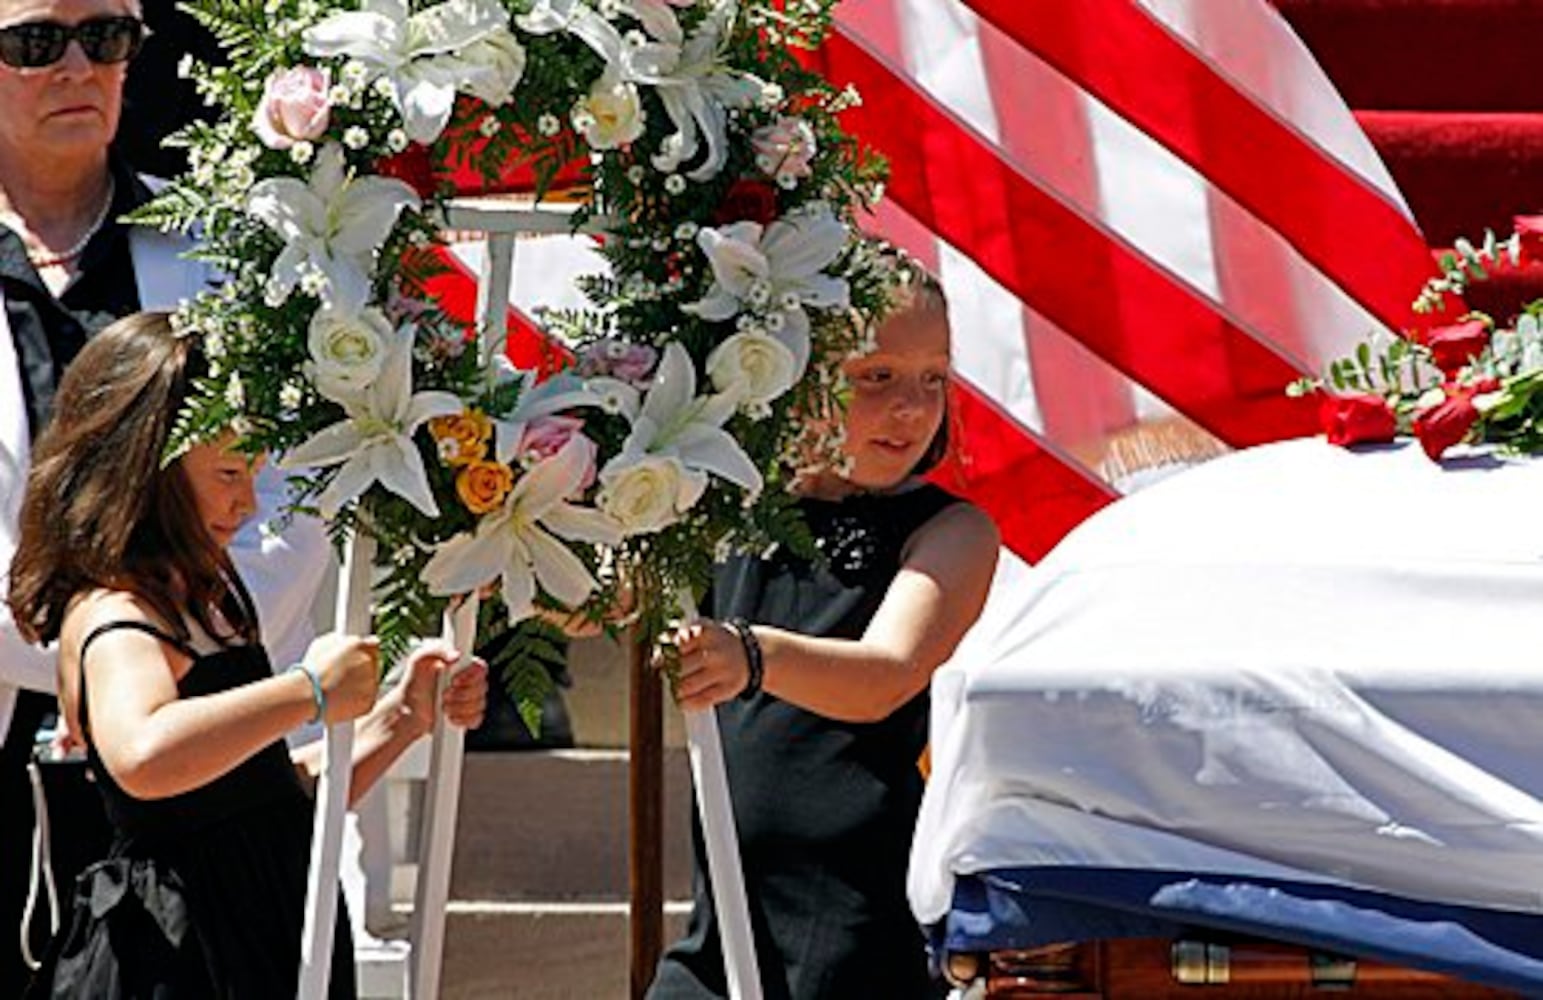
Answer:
[
  {"xmin": 442, "ymin": 0, "xmax": 1445, "ymax": 569},
  {"xmin": 817, "ymin": 0, "xmax": 1447, "ymax": 568}
]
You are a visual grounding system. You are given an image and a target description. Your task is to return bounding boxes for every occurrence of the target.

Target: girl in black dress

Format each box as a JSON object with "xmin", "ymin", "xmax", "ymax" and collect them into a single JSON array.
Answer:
[
  {"xmin": 7, "ymin": 312, "xmax": 488, "ymax": 998},
  {"xmin": 650, "ymin": 267, "xmax": 1001, "ymax": 999}
]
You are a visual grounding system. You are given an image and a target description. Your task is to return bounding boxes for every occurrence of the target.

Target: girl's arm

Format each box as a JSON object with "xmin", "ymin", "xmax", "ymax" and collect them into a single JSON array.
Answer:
[
  {"xmin": 290, "ymin": 642, "xmax": 488, "ymax": 806},
  {"xmin": 68, "ymin": 597, "xmax": 379, "ymax": 801},
  {"xmin": 674, "ymin": 502, "xmax": 1000, "ymax": 722}
]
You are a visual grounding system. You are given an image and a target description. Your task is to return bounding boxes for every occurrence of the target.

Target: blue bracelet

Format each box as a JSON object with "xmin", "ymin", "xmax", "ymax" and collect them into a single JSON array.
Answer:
[{"xmin": 289, "ymin": 662, "xmax": 326, "ymax": 725}]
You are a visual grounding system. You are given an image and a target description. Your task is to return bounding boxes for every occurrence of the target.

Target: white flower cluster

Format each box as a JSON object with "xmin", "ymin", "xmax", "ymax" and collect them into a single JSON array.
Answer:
[{"xmin": 168, "ymin": 0, "xmax": 877, "ymax": 629}]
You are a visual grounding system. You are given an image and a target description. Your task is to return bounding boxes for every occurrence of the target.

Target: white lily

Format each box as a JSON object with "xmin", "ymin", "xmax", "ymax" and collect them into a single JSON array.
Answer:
[
  {"xmin": 516, "ymin": 0, "xmax": 625, "ymax": 67},
  {"xmin": 683, "ymin": 206, "xmax": 851, "ymax": 365},
  {"xmin": 626, "ymin": 1, "xmax": 762, "ymax": 181},
  {"xmin": 303, "ymin": 0, "xmax": 523, "ymax": 144},
  {"xmin": 598, "ymin": 342, "xmax": 760, "ymax": 528},
  {"xmin": 281, "ymin": 328, "xmax": 461, "ymax": 517},
  {"xmin": 248, "ymin": 142, "xmax": 420, "ymax": 314},
  {"xmin": 423, "ymin": 436, "xmax": 625, "ymax": 621}
]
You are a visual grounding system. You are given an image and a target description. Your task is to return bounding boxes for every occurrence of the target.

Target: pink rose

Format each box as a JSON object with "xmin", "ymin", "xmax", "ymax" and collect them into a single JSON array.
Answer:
[
  {"xmin": 253, "ymin": 66, "xmax": 332, "ymax": 150},
  {"xmin": 520, "ymin": 416, "xmax": 597, "ymax": 492},
  {"xmin": 579, "ymin": 339, "xmax": 657, "ymax": 385},
  {"xmin": 751, "ymin": 116, "xmax": 817, "ymax": 181}
]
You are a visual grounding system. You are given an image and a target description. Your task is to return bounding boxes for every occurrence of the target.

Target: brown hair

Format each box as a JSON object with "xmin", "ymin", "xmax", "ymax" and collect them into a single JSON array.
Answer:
[{"xmin": 7, "ymin": 312, "xmax": 257, "ymax": 647}]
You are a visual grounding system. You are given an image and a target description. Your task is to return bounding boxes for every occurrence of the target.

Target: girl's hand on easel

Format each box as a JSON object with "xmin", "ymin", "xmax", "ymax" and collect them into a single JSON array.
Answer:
[
  {"xmin": 305, "ymin": 633, "xmax": 380, "ymax": 723},
  {"xmin": 392, "ymin": 641, "xmax": 489, "ymax": 739},
  {"xmin": 668, "ymin": 620, "xmax": 750, "ymax": 713}
]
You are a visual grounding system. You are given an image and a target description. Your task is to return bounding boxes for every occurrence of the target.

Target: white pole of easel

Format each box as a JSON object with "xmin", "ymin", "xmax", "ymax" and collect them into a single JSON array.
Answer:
[
  {"xmin": 406, "ymin": 595, "xmax": 479, "ymax": 997},
  {"xmin": 298, "ymin": 531, "xmax": 375, "ymax": 998},
  {"xmin": 404, "ymin": 198, "xmax": 522, "ymax": 998},
  {"xmin": 398, "ymin": 197, "xmax": 763, "ymax": 998},
  {"xmin": 677, "ymin": 592, "xmax": 763, "ymax": 999}
]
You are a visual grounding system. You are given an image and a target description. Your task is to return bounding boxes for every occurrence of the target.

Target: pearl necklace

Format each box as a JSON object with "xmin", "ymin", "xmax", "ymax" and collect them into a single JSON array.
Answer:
[{"xmin": 7, "ymin": 178, "xmax": 116, "ymax": 270}]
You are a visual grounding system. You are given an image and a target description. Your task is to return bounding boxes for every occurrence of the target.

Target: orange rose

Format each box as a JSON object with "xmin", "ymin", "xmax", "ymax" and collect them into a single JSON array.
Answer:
[
  {"xmin": 456, "ymin": 460, "xmax": 515, "ymax": 515},
  {"xmin": 429, "ymin": 410, "xmax": 493, "ymax": 467}
]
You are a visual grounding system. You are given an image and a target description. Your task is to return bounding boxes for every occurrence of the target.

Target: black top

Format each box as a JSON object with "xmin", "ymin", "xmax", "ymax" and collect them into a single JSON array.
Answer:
[
  {"xmin": 650, "ymin": 484, "xmax": 960, "ymax": 1000},
  {"xmin": 3, "ymin": 153, "xmax": 150, "ymax": 438},
  {"xmin": 24, "ymin": 621, "xmax": 355, "ymax": 998}
]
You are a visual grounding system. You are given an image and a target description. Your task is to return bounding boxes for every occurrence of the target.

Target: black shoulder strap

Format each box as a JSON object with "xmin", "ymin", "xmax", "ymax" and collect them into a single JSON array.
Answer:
[{"xmin": 77, "ymin": 621, "xmax": 197, "ymax": 736}]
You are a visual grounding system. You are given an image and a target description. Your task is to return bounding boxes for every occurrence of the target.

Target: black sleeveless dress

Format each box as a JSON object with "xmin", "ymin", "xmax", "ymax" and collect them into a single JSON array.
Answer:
[
  {"xmin": 650, "ymin": 485, "xmax": 959, "ymax": 1000},
  {"xmin": 25, "ymin": 621, "xmax": 355, "ymax": 999}
]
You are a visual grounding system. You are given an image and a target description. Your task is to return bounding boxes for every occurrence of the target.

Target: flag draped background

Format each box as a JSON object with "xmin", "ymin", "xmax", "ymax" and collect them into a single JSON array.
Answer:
[{"xmin": 445, "ymin": 0, "xmax": 1449, "ymax": 568}]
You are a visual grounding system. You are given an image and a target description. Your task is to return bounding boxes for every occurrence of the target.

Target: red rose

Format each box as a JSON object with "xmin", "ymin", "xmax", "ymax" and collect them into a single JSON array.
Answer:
[
  {"xmin": 1319, "ymin": 393, "xmax": 1396, "ymax": 447},
  {"xmin": 713, "ymin": 179, "xmax": 779, "ymax": 226},
  {"xmin": 1412, "ymin": 388, "xmax": 1479, "ymax": 461},
  {"xmin": 1515, "ymin": 215, "xmax": 1543, "ymax": 266},
  {"xmin": 1425, "ymin": 319, "xmax": 1490, "ymax": 377},
  {"xmin": 374, "ymin": 145, "xmax": 440, "ymax": 199}
]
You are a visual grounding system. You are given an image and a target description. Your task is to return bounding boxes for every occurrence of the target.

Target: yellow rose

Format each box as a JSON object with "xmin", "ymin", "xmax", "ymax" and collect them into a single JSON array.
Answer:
[
  {"xmin": 456, "ymin": 460, "xmax": 515, "ymax": 515},
  {"xmin": 429, "ymin": 411, "xmax": 493, "ymax": 467}
]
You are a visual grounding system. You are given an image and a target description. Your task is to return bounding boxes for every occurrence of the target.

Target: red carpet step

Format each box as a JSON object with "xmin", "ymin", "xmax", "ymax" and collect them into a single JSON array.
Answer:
[
  {"xmin": 1270, "ymin": 0, "xmax": 1543, "ymax": 113},
  {"xmin": 1271, "ymin": 0, "xmax": 1543, "ymax": 318},
  {"xmin": 1357, "ymin": 111, "xmax": 1543, "ymax": 245}
]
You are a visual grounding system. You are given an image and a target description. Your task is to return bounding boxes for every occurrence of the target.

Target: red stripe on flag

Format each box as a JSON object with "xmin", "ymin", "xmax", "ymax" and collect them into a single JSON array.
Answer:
[
  {"xmin": 824, "ymin": 32, "xmax": 1317, "ymax": 448},
  {"xmin": 931, "ymin": 379, "xmax": 1117, "ymax": 563},
  {"xmin": 974, "ymin": 21, "xmax": 1139, "ymax": 445},
  {"xmin": 959, "ymin": 0, "xmax": 1452, "ymax": 333}
]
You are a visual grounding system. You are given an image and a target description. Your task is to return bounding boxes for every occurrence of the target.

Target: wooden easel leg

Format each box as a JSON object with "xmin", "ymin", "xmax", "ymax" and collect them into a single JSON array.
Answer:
[{"xmin": 629, "ymin": 631, "xmax": 664, "ymax": 999}]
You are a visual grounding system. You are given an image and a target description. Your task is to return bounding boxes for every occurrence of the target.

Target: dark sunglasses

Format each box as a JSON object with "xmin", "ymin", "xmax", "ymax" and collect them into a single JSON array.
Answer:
[{"xmin": 0, "ymin": 15, "xmax": 145, "ymax": 70}]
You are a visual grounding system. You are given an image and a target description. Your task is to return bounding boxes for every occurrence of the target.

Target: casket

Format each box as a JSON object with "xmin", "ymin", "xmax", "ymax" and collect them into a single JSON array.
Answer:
[{"xmin": 914, "ymin": 439, "xmax": 1543, "ymax": 997}]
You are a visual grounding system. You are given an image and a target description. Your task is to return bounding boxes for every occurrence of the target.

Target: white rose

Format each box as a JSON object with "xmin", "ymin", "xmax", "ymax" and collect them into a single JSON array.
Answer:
[
  {"xmin": 597, "ymin": 454, "xmax": 705, "ymax": 534},
  {"xmin": 573, "ymin": 74, "xmax": 645, "ymax": 150},
  {"xmin": 307, "ymin": 307, "xmax": 393, "ymax": 401},
  {"xmin": 458, "ymin": 31, "xmax": 528, "ymax": 107},
  {"xmin": 706, "ymin": 330, "xmax": 800, "ymax": 407}
]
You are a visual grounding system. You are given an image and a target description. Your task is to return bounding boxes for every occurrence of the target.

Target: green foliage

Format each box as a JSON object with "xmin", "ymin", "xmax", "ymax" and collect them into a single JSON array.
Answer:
[{"xmin": 476, "ymin": 605, "xmax": 565, "ymax": 736}]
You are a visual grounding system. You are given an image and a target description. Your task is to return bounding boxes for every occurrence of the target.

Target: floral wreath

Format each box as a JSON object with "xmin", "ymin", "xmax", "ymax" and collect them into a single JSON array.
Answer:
[
  {"xmin": 144, "ymin": 0, "xmax": 915, "ymax": 719},
  {"xmin": 1299, "ymin": 216, "xmax": 1543, "ymax": 463}
]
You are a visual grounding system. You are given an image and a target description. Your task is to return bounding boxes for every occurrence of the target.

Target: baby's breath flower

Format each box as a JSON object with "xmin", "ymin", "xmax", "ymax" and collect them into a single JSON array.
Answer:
[
  {"xmin": 299, "ymin": 270, "xmax": 328, "ymax": 297},
  {"xmin": 664, "ymin": 173, "xmax": 686, "ymax": 195},
  {"xmin": 290, "ymin": 140, "xmax": 315, "ymax": 165},
  {"xmin": 343, "ymin": 126, "xmax": 370, "ymax": 150}
]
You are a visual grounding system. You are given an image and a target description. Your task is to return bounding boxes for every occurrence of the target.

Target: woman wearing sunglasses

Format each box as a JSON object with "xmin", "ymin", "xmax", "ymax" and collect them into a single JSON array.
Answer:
[{"xmin": 0, "ymin": 1, "xmax": 333, "ymax": 992}]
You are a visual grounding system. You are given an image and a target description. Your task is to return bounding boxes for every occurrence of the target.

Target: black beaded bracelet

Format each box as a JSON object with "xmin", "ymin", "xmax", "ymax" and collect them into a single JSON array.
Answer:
[{"xmin": 726, "ymin": 617, "xmax": 764, "ymax": 700}]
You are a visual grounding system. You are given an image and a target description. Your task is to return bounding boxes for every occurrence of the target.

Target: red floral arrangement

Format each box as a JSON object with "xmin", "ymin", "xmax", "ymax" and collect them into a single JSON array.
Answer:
[{"xmin": 1300, "ymin": 215, "xmax": 1543, "ymax": 460}]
